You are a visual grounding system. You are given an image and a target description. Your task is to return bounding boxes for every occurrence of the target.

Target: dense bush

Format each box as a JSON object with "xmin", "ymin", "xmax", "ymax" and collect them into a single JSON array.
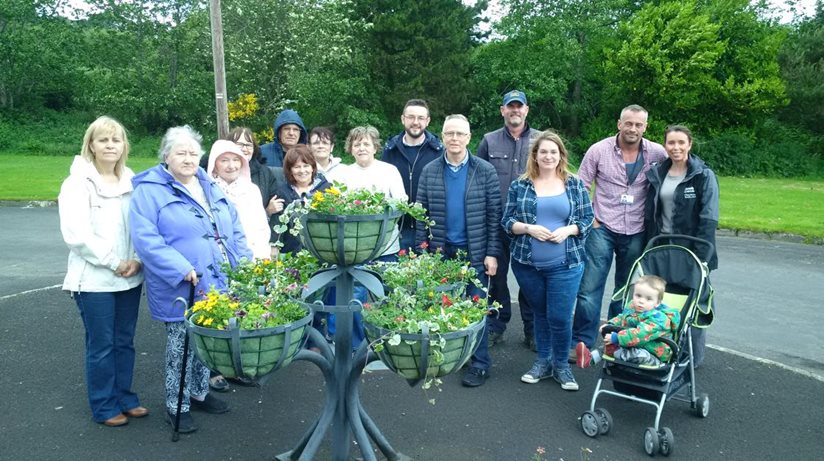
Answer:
[{"xmin": 698, "ymin": 120, "xmax": 822, "ymax": 177}]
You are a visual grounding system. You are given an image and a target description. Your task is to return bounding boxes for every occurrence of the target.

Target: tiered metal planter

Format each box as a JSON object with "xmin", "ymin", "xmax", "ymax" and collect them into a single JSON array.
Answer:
[{"xmin": 277, "ymin": 209, "xmax": 411, "ymax": 461}]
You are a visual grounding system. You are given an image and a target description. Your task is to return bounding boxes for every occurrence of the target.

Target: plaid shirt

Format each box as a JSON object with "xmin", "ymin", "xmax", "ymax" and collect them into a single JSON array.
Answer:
[
  {"xmin": 578, "ymin": 135, "xmax": 666, "ymax": 235},
  {"xmin": 502, "ymin": 175, "xmax": 594, "ymax": 267}
]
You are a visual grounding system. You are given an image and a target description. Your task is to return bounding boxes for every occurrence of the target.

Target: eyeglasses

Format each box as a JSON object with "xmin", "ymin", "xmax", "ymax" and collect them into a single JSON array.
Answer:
[
  {"xmin": 403, "ymin": 115, "xmax": 428, "ymax": 123},
  {"xmin": 235, "ymin": 142, "xmax": 254, "ymax": 150},
  {"xmin": 442, "ymin": 131, "xmax": 469, "ymax": 139}
]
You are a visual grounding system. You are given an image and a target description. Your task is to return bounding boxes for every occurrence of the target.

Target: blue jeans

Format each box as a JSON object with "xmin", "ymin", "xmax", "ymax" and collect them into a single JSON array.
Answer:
[
  {"xmin": 511, "ymin": 260, "xmax": 583, "ymax": 369},
  {"xmin": 442, "ymin": 243, "xmax": 492, "ymax": 371},
  {"xmin": 572, "ymin": 226, "xmax": 644, "ymax": 348},
  {"xmin": 487, "ymin": 232, "xmax": 534, "ymax": 336},
  {"xmin": 73, "ymin": 285, "xmax": 142, "ymax": 422}
]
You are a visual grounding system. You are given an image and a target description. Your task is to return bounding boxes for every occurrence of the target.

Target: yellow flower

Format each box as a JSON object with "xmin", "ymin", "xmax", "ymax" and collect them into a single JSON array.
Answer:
[
  {"xmin": 312, "ymin": 191, "xmax": 325, "ymax": 202},
  {"xmin": 328, "ymin": 187, "xmax": 341, "ymax": 196},
  {"xmin": 203, "ymin": 318, "xmax": 214, "ymax": 326}
]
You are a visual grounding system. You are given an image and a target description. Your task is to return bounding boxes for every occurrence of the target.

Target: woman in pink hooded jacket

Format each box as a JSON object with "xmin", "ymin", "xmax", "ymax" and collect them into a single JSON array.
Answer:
[{"xmin": 207, "ymin": 140, "xmax": 271, "ymax": 260}]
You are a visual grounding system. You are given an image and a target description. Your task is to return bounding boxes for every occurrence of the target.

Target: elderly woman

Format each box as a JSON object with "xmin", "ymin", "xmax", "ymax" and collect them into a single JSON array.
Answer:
[
  {"xmin": 342, "ymin": 125, "xmax": 407, "ymax": 261},
  {"xmin": 502, "ymin": 130, "xmax": 594, "ymax": 392},
  {"xmin": 207, "ymin": 140, "xmax": 271, "ymax": 259},
  {"xmin": 227, "ymin": 127, "xmax": 288, "ymax": 258},
  {"xmin": 130, "ymin": 126, "xmax": 252, "ymax": 434},
  {"xmin": 272, "ymin": 144, "xmax": 331, "ymax": 254},
  {"xmin": 59, "ymin": 116, "xmax": 146, "ymax": 427},
  {"xmin": 645, "ymin": 125, "xmax": 719, "ymax": 367}
]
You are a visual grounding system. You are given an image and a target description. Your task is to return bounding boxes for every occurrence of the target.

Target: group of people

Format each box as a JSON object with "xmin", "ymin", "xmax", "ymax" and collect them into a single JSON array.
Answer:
[{"xmin": 58, "ymin": 91, "xmax": 718, "ymax": 432}]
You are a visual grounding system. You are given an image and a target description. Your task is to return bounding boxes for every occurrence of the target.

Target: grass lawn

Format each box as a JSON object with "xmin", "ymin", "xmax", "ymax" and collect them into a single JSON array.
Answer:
[
  {"xmin": 0, "ymin": 155, "xmax": 158, "ymax": 201},
  {"xmin": 1, "ymin": 155, "xmax": 823, "ymax": 240},
  {"xmin": 718, "ymin": 177, "xmax": 824, "ymax": 241}
]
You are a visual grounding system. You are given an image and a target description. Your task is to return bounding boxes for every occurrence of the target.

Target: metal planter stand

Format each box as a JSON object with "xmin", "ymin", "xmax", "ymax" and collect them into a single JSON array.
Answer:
[{"xmin": 277, "ymin": 211, "xmax": 410, "ymax": 461}]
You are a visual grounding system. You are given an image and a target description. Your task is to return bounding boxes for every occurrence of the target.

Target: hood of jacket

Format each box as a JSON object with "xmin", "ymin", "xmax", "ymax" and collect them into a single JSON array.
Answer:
[
  {"xmin": 273, "ymin": 109, "xmax": 308, "ymax": 151},
  {"xmin": 69, "ymin": 155, "xmax": 134, "ymax": 196},
  {"xmin": 206, "ymin": 140, "xmax": 251, "ymax": 182}
]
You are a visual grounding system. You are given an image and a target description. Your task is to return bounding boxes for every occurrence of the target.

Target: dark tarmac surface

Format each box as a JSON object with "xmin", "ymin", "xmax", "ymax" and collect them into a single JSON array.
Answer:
[{"xmin": 1, "ymin": 206, "xmax": 822, "ymax": 460}]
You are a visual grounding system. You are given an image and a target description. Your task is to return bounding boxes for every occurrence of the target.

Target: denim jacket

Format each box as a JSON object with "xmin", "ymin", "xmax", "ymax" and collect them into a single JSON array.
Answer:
[{"xmin": 501, "ymin": 174, "xmax": 594, "ymax": 267}]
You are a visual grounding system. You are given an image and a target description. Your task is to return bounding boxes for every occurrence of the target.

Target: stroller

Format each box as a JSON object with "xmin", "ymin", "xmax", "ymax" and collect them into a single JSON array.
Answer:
[{"xmin": 579, "ymin": 234, "xmax": 715, "ymax": 457}]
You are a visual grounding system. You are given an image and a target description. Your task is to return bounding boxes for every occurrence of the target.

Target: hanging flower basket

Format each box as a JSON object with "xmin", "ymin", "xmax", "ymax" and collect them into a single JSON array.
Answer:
[
  {"xmin": 300, "ymin": 209, "xmax": 402, "ymax": 266},
  {"xmin": 186, "ymin": 305, "xmax": 312, "ymax": 382},
  {"xmin": 363, "ymin": 317, "xmax": 485, "ymax": 387}
]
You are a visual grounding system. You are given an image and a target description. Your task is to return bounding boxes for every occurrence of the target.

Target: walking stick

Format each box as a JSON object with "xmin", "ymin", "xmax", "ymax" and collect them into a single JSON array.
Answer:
[{"xmin": 172, "ymin": 280, "xmax": 197, "ymax": 442}]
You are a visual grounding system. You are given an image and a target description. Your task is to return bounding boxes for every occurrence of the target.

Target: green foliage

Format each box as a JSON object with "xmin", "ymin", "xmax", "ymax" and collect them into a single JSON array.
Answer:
[
  {"xmin": 603, "ymin": 0, "xmax": 787, "ymax": 132},
  {"xmin": 778, "ymin": 6, "xmax": 824, "ymax": 133},
  {"xmin": 698, "ymin": 119, "xmax": 821, "ymax": 177},
  {"xmin": 351, "ymin": 0, "xmax": 487, "ymax": 123}
]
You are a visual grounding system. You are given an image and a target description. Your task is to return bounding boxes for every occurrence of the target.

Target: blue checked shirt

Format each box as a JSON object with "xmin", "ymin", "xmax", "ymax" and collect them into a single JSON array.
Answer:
[{"xmin": 501, "ymin": 175, "xmax": 594, "ymax": 267}]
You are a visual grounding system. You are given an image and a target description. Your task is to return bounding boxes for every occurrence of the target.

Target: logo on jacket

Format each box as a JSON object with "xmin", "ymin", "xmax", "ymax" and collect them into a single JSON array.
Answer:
[{"xmin": 683, "ymin": 186, "xmax": 696, "ymax": 199}]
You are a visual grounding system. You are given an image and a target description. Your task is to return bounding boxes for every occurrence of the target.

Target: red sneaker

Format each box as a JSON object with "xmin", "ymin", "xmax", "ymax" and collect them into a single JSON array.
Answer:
[{"xmin": 576, "ymin": 342, "xmax": 592, "ymax": 368}]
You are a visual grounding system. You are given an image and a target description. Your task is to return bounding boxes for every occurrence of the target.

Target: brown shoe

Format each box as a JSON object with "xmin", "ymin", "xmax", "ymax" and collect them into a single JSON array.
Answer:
[
  {"xmin": 103, "ymin": 414, "xmax": 128, "ymax": 427},
  {"xmin": 125, "ymin": 406, "xmax": 149, "ymax": 418}
]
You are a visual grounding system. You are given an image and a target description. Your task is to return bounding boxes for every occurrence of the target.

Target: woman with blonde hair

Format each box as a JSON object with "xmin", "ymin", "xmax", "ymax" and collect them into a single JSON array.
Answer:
[
  {"xmin": 501, "ymin": 130, "xmax": 594, "ymax": 392},
  {"xmin": 59, "ymin": 116, "xmax": 146, "ymax": 427}
]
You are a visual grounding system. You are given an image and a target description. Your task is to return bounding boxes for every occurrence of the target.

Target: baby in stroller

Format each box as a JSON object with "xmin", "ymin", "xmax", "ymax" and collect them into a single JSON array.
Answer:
[{"xmin": 576, "ymin": 275, "xmax": 680, "ymax": 368}]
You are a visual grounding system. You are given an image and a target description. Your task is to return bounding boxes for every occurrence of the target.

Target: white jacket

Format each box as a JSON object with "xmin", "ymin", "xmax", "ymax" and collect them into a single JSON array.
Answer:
[{"xmin": 59, "ymin": 156, "xmax": 144, "ymax": 292}]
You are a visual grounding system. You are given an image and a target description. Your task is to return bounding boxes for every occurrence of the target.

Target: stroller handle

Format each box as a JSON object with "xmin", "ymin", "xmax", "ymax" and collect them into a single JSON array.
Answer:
[{"xmin": 645, "ymin": 234, "xmax": 714, "ymax": 264}]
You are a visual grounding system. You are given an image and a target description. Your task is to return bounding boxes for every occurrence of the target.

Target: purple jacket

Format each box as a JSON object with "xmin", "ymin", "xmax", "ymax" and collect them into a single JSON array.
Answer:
[{"xmin": 130, "ymin": 164, "xmax": 252, "ymax": 322}]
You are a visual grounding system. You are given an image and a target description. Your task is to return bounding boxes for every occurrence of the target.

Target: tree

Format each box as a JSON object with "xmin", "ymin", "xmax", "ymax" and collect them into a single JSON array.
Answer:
[
  {"xmin": 778, "ymin": 2, "xmax": 824, "ymax": 134},
  {"xmin": 471, "ymin": 0, "xmax": 640, "ymax": 140},
  {"xmin": 0, "ymin": 0, "xmax": 79, "ymax": 111},
  {"xmin": 602, "ymin": 0, "xmax": 787, "ymax": 133},
  {"xmin": 350, "ymin": 0, "xmax": 488, "ymax": 126}
]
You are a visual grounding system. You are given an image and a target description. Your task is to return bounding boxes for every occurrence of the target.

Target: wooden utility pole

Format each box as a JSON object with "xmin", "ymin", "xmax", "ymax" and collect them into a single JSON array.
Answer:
[{"xmin": 209, "ymin": 0, "xmax": 229, "ymax": 139}]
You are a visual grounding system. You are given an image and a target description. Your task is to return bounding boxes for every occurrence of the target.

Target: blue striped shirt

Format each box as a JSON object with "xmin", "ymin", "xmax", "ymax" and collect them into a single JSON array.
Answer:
[{"xmin": 501, "ymin": 175, "xmax": 594, "ymax": 267}]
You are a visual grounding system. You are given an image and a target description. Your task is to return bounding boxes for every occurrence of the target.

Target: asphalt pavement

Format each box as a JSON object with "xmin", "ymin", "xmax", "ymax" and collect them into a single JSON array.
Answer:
[{"xmin": 1, "ymin": 206, "xmax": 822, "ymax": 460}]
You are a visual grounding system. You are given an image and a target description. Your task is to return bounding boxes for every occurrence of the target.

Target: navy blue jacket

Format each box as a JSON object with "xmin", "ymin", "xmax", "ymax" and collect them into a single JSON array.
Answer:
[
  {"xmin": 259, "ymin": 110, "xmax": 307, "ymax": 167},
  {"xmin": 415, "ymin": 153, "xmax": 502, "ymax": 268},
  {"xmin": 381, "ymin": 130, "xmax": 443, "ymax": 230}
]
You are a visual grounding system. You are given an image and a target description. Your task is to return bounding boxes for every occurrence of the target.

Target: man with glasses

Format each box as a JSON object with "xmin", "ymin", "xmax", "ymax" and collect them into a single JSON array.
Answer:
[
  {"xmin": 477, "ymin": 90, "xmax": 541, "ymax": 350},
  {"xmin": 415, "ymin": 114, "xmax": 501, "ymax": 388},
  {"xmin": 570, "ymin": 104, "xmax": 666, "ymax": 361},
  {"xmin": 382, "ymin": 99, "xmax": 443, "ymax": 252}
]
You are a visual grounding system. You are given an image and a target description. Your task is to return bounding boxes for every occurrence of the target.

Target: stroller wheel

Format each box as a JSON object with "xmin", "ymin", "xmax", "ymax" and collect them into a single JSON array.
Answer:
[
  {"xmin": 695, "ymin": 393, "xmax": 710, "ymax": 418},
  {"xmin": 644, "ymin": 427, "xmax": 660, "ymax": 456},
  {"xmin": 594, "ymin": 408, "xmax": 613, "ymax": 435},
  {"xmin": 580, "ymin": 411, "xmax": 600, "ymax": 438},
  {"xmin": 659, "ymin": 427, "xmax": 674, "ymax": 456}
]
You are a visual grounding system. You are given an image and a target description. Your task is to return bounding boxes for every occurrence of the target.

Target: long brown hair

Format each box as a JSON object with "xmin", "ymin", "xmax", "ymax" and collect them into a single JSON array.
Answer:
[{"xmin": 523, "ymin": 130, "xmax": 572, "ymax": 182}]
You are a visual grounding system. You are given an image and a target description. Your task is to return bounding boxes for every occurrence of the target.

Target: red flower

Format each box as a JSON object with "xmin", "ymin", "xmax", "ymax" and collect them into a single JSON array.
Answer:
[
  {"xmin": 440, "ymin": 277, "xmax": 448, "ymax": 283},
  {"xmin": 472, "ymin": 295, "xmax": 480, "ymax": 303},
  {"xmin": 419, "ymin": 241, "xmax": 429, "ymax": 249},
  {"xmin": 363, "ymin": 303, "xmax": 371, "ymax": 310},
  {"xmin": 441, "ymin": 294, "xmax": 453, "ymax": 306},
  {"xmin": 398, "ymin": 249, "xmax": 407, "ymax": 257},
  {"xmin": 394, "ymin": 315, "xmax": 405, "ymax": 323}
]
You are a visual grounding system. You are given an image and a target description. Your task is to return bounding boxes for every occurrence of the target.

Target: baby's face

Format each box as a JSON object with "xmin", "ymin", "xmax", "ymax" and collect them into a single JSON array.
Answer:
[{"xmin": 631, "ymin": 283, "xmax": 659, "ymax": 312}]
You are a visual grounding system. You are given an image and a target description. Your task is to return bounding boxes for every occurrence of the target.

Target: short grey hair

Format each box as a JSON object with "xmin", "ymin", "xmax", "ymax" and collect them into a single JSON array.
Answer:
[
  {"xmin": 444, "ymin": 114, "xmax": 469, "ymax": 123},
  {"xmin": 158, "ymin": 125, "xmax": 204, "ymax": 161},
  {"xmin": 619, "ymin": 104, "xmax": 648, "ymax": 120}
]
